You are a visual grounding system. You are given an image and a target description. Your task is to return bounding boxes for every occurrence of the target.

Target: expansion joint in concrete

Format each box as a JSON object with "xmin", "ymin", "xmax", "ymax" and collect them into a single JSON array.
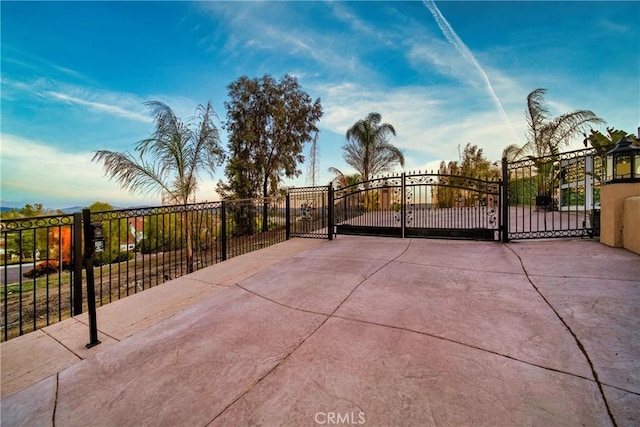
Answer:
[
  {"xmin": 52, "ymin": 373, "xmax": 59, "ymax": 427},
  {"xmin": 505, "ymin": 244, "xmax": 618, "ymax": 427},
  {"xmin": 206, "ymin": 240, "xmax": 414, "ymax": 425},
  {"xmin": 41, "ymin": 328, "xmax": 83, "ymax": 361},
  {"xmin": 72, "ymin": 317, "xmax": 121, "ymax": 345}
]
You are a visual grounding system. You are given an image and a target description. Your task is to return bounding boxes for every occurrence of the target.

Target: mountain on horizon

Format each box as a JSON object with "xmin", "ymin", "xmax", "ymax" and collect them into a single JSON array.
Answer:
[
  {"xmin": 59, "ymin": 206, "xmax": 85, "ymax": 214},
  {"xmin": 0, "ymin": 201, "xmax": 139, "ymax": 215}
]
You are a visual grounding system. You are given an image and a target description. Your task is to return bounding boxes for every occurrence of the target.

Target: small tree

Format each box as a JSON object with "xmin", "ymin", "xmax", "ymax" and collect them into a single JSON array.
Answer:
[
  {"xmin": 93, "ymin": 101, "xmax": 224, "ymax": 272},
  {"xmin": 584, "ymin": 127, "xmax": 636, "ymax": 156}
]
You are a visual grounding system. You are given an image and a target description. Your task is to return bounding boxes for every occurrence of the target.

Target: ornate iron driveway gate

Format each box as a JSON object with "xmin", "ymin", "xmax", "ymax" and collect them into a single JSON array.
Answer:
[
  {"xmin": 332, "ymin": 172, "xmax": 502, "ymax": 241},
  {"xmin": 502, "ymin": 148, "xmax": 600, "ymax": 240},
  {"xmin": 288, "ymin": 148, "xmax": 600, "ymax": 243}
]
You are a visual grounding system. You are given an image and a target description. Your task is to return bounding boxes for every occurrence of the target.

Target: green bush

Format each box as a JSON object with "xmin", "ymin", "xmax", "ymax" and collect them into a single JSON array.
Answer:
[{"xmin": 94, "ymin": 250, "xmax": 134, "ymax": 266}]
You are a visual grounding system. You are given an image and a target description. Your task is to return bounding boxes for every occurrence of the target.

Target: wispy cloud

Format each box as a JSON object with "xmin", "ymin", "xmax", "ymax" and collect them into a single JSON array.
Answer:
[
  {"xmin": 0, "ymin": 133, "xmax": 155, "ymax": 207},
  {"xmin": 314, "ymin": 81, "xmax": 527, "ymax": 167},
  {"xmin": 2, "ymin": 47, "xmax": 94, "ymax": 84},
  {"xmin": 0, "ymin": 134, "xmax": 220, "ymax": 208},
  {"xmin": 329, "ymin": 2, "xmax": 377, "ymax": 37},
  {"xmin": 198, "ymin": 2, "xmax": 367, "ymax": 77},
  {"xmin": 597, "ymin": 18, "xmax": 632, "ymax": 35},
  {"xmin": 2, "ymin": 77, "xmax": 153, "ymax": 123},
  {"xmin": 44, "ymin": 91, "xmax": 152, "ymax": 123}
]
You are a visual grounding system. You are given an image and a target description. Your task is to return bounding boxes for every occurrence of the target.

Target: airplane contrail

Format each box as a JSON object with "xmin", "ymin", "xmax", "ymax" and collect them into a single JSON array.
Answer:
[{"xmin": 423, "ymin": 0, "xmax": 520, "ymax": 143}]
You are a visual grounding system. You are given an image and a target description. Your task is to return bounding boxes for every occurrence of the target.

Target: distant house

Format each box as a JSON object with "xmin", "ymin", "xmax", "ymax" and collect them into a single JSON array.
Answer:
[
  {"xmin": 119, "ymin": 217, "xmax": 145, "ymax": 251},
  {"xmin": 120, "ymin": 235, "xmax": 136, "ymax": 252}
]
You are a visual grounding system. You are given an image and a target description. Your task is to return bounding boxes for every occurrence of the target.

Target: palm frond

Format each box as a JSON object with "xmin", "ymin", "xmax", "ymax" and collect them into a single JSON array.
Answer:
[
  {"xmin": 327, "ymin": 166, "xmax": 345, "ymax": 177},
  {"xmin": 502, "ymin": 144, "xmax": 524, "ymax": 162},
  {"xmin": 92, "ymin": 150, "xmax": 174, "ymax": 198},
  {"xmin": 187, "ymin": 101, "xmax": 224, "ymax": 181},
  {"xmin": 93, "ymin": 100, "xmax": 224, "ymax": 205},
  {"xmin": 507, "ymin": 89, "xmax": 606, "ymax": 161},
  {"xmin": 526, "ymin": 88, "xmax": 550, "ymax": 147},
  {"xmin": 543, "ymin": 109, "xmax": 606, "ymax": 149}
]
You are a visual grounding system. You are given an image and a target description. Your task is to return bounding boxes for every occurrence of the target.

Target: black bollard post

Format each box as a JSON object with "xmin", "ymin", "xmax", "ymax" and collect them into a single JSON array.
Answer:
[{"xmin": 82, "ymin": 209, "xmax": 101, "ymax": 348}]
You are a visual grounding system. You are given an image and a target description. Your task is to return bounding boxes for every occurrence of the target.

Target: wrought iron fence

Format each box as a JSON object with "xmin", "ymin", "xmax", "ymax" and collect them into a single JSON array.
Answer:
[
  {"xmin": 0, "ymin": 213, "xmax": 81, "ymax": 341},
  {"xmin": 1, "ymin": 152, "xmax": 605, "ymax": 342},
  {"xmin": 1, "ymin": 196, "xmax": 290, "ymax": 341}
]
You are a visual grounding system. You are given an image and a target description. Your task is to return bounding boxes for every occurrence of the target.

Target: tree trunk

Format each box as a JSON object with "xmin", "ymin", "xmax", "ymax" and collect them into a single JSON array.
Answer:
[
  {"xmin": 185, "ymin": 210, "xmax": 194, "ymax": 273},
  {"xmin": 262, "ymin": 177, "xmax": 269, "ymax": 233}
]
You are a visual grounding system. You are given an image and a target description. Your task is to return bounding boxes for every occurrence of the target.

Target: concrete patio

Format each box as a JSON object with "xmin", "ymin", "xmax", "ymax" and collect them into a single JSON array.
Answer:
[{"xmin": 1, "ymin": 235, "xmax": 639, "ymax": 426}]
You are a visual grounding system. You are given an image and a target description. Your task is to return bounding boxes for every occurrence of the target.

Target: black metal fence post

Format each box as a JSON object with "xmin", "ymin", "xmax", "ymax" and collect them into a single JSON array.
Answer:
[
  {"xmin": 401, "ymin": 172, "xmax": 406, "ymax": 239},
  {"xmin": 72, "ymin": 212, "xmax": 84, "ymax": 315},
  {"xmin": 285, "ymin": 194, "xmax": 291, "ymax": 240},
  {"xmin": 328, "ymin": 184, "xmax": 334, "ymax": 241},
  {"xmin": 220, "ymin": 201, "xmax": 227, "ymax": 261},
  {"xmin": 82, "ymin": 209, "xmax": 100, "ymax": 348},
  {"xmin": 501, "ymin": 157, "xmax": 510, "ymax": 243}
]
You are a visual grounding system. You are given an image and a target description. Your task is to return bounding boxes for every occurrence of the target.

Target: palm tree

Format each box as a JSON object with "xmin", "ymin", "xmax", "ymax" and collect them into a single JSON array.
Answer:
[
  {"xmin": 327, "ymin": 168, "xmax": 362, "ymax": 190},
  {"xmin": 502, "ymin": 89, "xmax": 605, "ymax": 209},
  {"xmin": 502, "ymin": 88, "xmax": 605, "ymax": 161},
  {"xmin": 340, "ymin": 112, "xmax": 404, "ymax": 183},
  {"xmin": 92, "ymin": 100, "xmax": 224, "ymax": 272}
]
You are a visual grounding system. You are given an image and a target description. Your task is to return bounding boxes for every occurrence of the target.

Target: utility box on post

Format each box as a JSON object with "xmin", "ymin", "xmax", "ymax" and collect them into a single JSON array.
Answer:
[{"xmin": 89, "ymin": 222, "xmax": 105, "ymax": 254}]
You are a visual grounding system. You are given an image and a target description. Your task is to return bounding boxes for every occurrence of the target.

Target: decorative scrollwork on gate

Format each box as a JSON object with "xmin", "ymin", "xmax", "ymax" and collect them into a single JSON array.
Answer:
[
  {"xmin": 487, "ymin": 208, "xmax": 497, "ymax": 228},
  {"xmin": 393, "ymin": 185, "xmax": 403, "ymax": 224},
  {"xmin": 405, "ymin": 187, "xmax": 414, "ymax": 226},
  {"xmin": 405, "ymin": 174, "xmax": 439, "ymax": 186},
  {"xmin": 367, "ymin": 176, "xmax": 403, "ymax": 189}
]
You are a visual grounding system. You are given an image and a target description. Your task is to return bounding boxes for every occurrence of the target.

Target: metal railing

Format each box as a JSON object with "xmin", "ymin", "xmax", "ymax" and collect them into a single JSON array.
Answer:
[
  {"xmin": 1, "ymin": 196, "xmax": 297, "ymax": 341},
  {"xmin": 1, "ymin": 213, "xmax": 80, "ymax": 341}
]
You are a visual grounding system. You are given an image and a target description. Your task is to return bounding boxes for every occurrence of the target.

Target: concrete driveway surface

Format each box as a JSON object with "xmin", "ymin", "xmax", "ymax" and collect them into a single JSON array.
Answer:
[{"xmin": 1, "ymin": 235, "xmax": 638, "ymax": 426}]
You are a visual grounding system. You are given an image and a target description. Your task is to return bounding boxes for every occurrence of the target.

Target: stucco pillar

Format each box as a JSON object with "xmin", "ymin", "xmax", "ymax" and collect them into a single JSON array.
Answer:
[
  {"xmin": 600, "ymin": 182, "xmax": 640, "ymax": 248},
  {"xmin": 623, "ymin": 196, "xmax": 640, "ymax": 254}
]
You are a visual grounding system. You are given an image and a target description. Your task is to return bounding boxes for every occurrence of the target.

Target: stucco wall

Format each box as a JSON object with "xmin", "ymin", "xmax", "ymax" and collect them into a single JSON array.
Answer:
[
  {"xmin": 623, "ymin": 196, "xmax": 640, "ymax": 254},
  {"xmin": 600, "ymin": 183, "xmax": 640, "ymax": 249}
]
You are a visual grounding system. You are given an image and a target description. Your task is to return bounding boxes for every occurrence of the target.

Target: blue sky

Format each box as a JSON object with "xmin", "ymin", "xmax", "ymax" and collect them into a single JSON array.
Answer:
[{"xmin": 1, "ymin": 1, "xmax": 638, "ymax": 209}]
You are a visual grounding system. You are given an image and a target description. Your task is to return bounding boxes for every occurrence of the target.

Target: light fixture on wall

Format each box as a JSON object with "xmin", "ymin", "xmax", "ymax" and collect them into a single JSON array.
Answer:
[{"xmin": 604, "ymin": 136, "xmax": 640, "ymax": 183}]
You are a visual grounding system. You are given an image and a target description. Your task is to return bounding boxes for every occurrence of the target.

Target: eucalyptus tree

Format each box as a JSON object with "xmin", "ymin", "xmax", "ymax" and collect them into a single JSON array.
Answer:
[
  {"xmin": 339, "ymin": 112, "xmax": 404, "ymax": 183},
  {"xmin": 92, "ymin": 101, "xmax": 224, "ymax": 272},
  {"xmin": 219, "ymin": 74, "xmax": 323, "ymax": 234}
]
